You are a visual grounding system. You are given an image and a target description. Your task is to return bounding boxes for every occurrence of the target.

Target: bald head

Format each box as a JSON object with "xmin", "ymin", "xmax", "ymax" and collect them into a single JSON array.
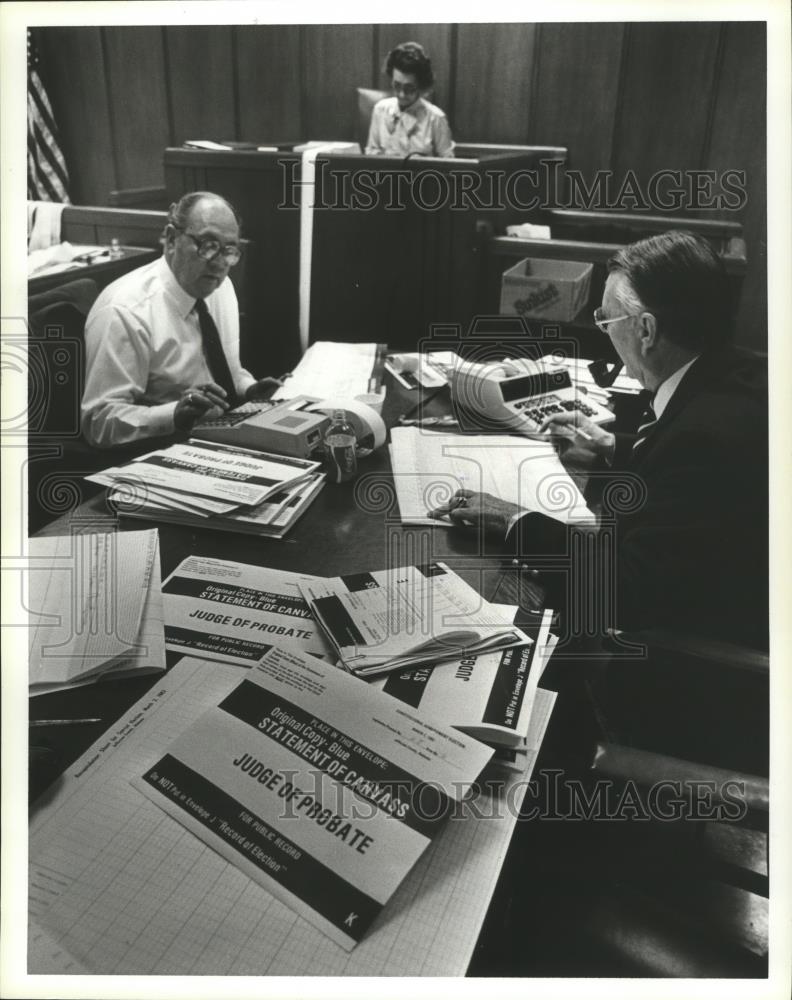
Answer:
[{"xmin": 164, "ymin": 193, "xmax": 240, "ymax": 299}]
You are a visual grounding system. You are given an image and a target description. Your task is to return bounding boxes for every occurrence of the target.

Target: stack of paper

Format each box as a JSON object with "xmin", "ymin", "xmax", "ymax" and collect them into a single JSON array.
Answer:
[
  {"xmin": 134, "ymin": 646, "xmax": 494, "ymax": 950},
  {"xmin": 300, "ymin": 561, "xmax": 531, "ymax": 678},
  {"xmin": 371, "ymin": 605, "xmax": 559, "ymax": 784},
  {"xmin": 373, "ymin": 606, "xmax": 556, "ymax": 748},
  {"xmin": 88, "ymin": 439, "xmax": 324, "ymax": 538},
  {"xmin": 161, "ymin": 556, "xmax": 332, "ymax": 665},
  {"xmin": 28, "ymin": 242, "xmax": 108, "ymax": 278},
  {"xmin": 273, "ymin": 341, "xmax": 384, "ymax": 401},
  {"xmin": 28, "ymin": 529, "xmax": 165, "ymax": 696},
  {"xmin": 385, "ymin": 350, "xmax": 460, "ymax": 389},
  {"xmin": 28, "ymin": 652, "xmax": 555, "ymax": 975},
  {"xmin": 389, "ymin": 426, "xmax": 595, "ymax": 526}
]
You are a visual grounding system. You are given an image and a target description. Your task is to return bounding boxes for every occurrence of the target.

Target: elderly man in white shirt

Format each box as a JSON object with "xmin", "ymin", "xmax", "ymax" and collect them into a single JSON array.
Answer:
[{"xmin": 81, "ymin": 191, "xmax": 279, "ymax": 448}]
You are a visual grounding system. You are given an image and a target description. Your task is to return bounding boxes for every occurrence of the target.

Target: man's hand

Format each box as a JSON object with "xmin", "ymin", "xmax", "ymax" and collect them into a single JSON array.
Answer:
[
  {"xmin": 538, "ymin": 411, "xmax": 616, "ymax": 462},
  {"xmin": 173, "ymin": 382, "xmax": 229, "ymax": 430},
  {"xmin": 428, "ymin": 490, "xmax": 524, "ymax": 539},
  {"xmin": 245, "ymin": 377, "xmax": 284, "ymax": 402}
]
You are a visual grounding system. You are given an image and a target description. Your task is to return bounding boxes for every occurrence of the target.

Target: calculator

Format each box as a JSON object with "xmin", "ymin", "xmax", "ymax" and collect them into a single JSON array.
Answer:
[
  {"xmin": 192, "ymin": 397, "xmax": 329, "ymax": 458},
  {"xmin": 450, "ymin": 361, "xmax": 615, "ymax": 433}
]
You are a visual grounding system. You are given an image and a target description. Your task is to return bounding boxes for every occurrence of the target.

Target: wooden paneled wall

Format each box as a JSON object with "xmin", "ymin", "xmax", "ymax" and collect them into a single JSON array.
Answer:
[{"xmin": 36, "ymin": 22, "xmax": 766, "ymax": 348}]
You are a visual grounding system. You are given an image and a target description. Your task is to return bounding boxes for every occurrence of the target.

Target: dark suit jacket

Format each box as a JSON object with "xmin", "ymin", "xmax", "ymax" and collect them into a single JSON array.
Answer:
[{"xmin": 511, "ymin": 348, "xmax": 768, "ymax": 648}]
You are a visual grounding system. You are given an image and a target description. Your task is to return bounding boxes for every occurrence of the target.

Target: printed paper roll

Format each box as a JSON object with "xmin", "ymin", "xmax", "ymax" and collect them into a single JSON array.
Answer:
[{"xmin": 309, "ymin": 398, "xmax": 387, "ymax": 453}]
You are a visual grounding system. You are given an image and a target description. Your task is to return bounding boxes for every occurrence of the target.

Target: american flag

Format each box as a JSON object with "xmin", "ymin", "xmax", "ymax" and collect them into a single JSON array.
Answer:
[{"xmin": 27, "ymin": 29, "xmax": 71, "ymax": 202}]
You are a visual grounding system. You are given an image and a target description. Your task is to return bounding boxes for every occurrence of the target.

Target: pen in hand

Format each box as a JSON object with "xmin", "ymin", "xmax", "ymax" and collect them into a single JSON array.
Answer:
[{"xmin": 537, "ymin": 416, "xmax": 594, "ymax": 442}]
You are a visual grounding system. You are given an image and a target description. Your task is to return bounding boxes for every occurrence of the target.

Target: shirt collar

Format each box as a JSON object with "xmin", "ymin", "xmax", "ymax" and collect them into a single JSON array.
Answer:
[
  {"xmin": 652, "ymin": 355, "xmax": 699, "ymax": 420},
  {"xmin": 387, "ymin": 96, "xmax": 426, "ymax": 133},
  {"xmin": 157, "ymin": 255, "xmax": 198, "ymax": 321}
]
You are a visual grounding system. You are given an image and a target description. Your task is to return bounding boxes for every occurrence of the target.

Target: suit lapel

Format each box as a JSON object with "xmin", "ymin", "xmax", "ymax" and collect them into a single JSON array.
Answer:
[{"xmin": 627, "ymin": 354, "xmax": 714, "ymax": 466}]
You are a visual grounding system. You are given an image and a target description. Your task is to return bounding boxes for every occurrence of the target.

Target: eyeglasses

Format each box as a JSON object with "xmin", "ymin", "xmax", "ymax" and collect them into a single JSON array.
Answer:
[
  {"xmin": 392, "ymin": 81, "xmax": 419, "ymax": 97},
  {"xmin": 593, "ymin": 307, "xmax": 635, "ymax": 333},
  {"xmin": 175, "ymin": 228, "xmax": 242, "ymax": 266}
]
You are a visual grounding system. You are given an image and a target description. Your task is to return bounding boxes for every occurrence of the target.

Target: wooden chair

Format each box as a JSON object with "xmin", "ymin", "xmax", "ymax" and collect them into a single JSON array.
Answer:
[
  {"xmin": 469, "ymin": 624, "xmax": 768, "ymax": 977},
  {"xmin": 574, "ymin": 629, "xmax": 769, "ymax": 975},
  {"xmin": 26, "ymin": 278, "xmax": 179, "ymax": 532},
  {"xmin": 27, "ymin": 278, "xmax": 102, "ymax": 533},
  {"xmin": 356, "ymin": 86, "xmax": 389, "ymax": 148}
]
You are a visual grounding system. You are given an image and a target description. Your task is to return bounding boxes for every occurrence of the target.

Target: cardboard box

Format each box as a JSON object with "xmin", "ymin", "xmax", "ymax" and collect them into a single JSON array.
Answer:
[{"xmin": 500, "ymin": 257, "xmax": 593, "ymax": 322}]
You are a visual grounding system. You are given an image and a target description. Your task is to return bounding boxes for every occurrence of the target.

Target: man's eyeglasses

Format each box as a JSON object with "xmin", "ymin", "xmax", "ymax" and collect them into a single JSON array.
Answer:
[
  {"xmin": 175, "ymin": 228, "xmax": 242, "ymax": 266},
  {"xmin": 593, "ymin": 307, "xmax": 634, "ymax": 333},
  {"xmin": 392, "ymin": 82, "xmax": 419, "ymax": 97}
]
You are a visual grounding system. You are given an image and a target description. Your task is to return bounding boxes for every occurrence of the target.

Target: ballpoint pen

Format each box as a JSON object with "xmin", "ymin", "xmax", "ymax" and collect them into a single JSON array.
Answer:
[
  {"xmin": 399, "ymin": 386, "xmax": 447, "ymax": 422},
  {"xmin": 536, "ymin": 421, "xmax": 593, "ymax": 442}
]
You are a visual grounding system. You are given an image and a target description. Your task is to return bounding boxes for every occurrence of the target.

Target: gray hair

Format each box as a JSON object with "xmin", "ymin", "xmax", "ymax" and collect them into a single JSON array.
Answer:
[
  {"xmin": 611, "ymin": 274, "xmax": 645, "ymax": 316},
  {"xmin": 607, "ymin": 230, "xmax": 734, "ymax": 350}
]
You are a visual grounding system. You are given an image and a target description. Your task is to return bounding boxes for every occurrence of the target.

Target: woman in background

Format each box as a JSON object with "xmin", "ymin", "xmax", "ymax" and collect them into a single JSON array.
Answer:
[{"xmin": 365, "ymin": 42, "xmax": 455, "ymax": 158}]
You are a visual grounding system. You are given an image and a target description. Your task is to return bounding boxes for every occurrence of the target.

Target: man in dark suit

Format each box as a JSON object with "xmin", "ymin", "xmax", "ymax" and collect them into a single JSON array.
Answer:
[{"xmin": 431, "ymin": 231, "xmax": 767, "ymax": 648}]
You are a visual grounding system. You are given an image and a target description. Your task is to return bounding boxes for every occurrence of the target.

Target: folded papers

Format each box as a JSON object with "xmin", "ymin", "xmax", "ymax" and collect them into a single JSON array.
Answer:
[
  {"xmin": 28, "ymin": 529, "xmax": 165, "ymax": 695},
  {"xmin": 88, "ymin": 439, "xmax": 324, "ymax": 539},
  {"xmin": 134, "ymin": 645, "xmax": 493, "ymax": 949},
  {"xmin": 300, "ymin": 561, "xmax": 532, "ymax": 678},
  {"xmin": 374, "ymin": 607, "xmax": 556, "ymax": 748}
]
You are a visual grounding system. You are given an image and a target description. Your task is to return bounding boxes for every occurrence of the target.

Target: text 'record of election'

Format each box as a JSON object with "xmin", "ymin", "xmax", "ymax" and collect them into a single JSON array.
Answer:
[
  {"xmin": 134, "ymin": 645, "xmax": 493, "ymax": 949},
  {"xmin": 162, "ymin": 556, "xmax": 333, "ymax": 666}
]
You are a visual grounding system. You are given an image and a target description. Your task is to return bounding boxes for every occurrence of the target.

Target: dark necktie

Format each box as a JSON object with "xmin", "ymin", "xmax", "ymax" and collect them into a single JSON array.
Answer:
[
  {"xmin": 632, "ymin": 397, "xmax": 658, "ymax": 455},
  {"xmin": 194, "ymin": 298, "xmax": 237, "ymax": 406}
]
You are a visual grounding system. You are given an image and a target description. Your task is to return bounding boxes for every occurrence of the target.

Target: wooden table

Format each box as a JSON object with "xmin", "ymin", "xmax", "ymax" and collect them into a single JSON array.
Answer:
[
  {"xmin": 29, "ymin": 374, "xmax": 560, "ymax": 769},
  {"xmin": 25, "ymin": 373, "xmax": 625, "ymax": 976}
]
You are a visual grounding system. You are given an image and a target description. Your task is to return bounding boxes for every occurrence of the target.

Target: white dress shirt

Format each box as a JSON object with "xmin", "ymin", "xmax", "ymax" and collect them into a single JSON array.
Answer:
[
  {"xmin": 651, "ymin": 355, "xmax": 699, "ymax": 420},
  {"xmin": 81, "ymin": 257, "xmax": 255, "ymax": 448},
  {"xmin": 365, "ymin": 96, "xmax": 455, "ymax": 158}
]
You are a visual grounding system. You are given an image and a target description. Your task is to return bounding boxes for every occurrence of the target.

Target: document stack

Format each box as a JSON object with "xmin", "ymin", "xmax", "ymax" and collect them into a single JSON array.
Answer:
[
  {"xmin": 373, "ymin": 607, "xmax": 557, "ymax": 780},
  {"xmin": 133, "ymin": 645, "xmax": 493, "ymax": 951},
  {"xmin": 372, "ymin": 607, "xmax": 554, "ymax": 744},
  {"xmin": 273, "ymin": 341, "xmax": 386, "ymax": 401},
  {"xmin": 161, "ymin": 556, "xmax": 332, "ymax": 665},
  {"xmin": 300, "ymin": 561, "xmax": 532, "ymax": 678},
  {"xmin": 28, "ymin": 528, "xmax": 165, "ymax": 696},
  {"xmin": 87, "ymin": 439, "xmax": 324, "ymax": 538}
]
